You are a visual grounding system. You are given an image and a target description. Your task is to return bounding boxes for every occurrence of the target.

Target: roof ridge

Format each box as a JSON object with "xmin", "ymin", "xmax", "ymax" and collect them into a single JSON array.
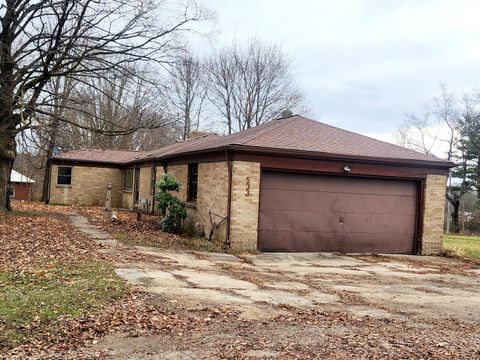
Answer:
[{"xmin": 298, "ymin": 116, "xmax": 441, "ymax": 160}]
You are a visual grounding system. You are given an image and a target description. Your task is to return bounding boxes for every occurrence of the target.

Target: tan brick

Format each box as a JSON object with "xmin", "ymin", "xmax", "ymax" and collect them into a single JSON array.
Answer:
[
  {"xmin": 421, "ymin": 174, "xmax": 447, "ymax": 255},
  {"xmin": 166, "ymin": 165, "xmax": 188, "ymax": 201},
  {"xmin": 137, "ymin": 166, "xmax": 154, "ymax": 212},
  {"xmin": 49, "ymin": 165, "xmax": 123, "ymax": 207},
  {"xmin": 229, "ymin": 161, "xmax": 260, "ymax": 251},
  {"xmin": 159, "ymin": 163, "xmax": 229, "ymax": 242}
]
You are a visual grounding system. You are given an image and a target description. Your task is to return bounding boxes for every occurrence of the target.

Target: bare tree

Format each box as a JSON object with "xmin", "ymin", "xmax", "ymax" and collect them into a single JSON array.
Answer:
[
  {"xmin": 0, "ymin": 0, "xmax": 209, "ymax": 211},
  {"xmin": 59, "ymin": 65, "xmax": 175, "ymax": 149},
  {"xmin": 395, "ymin": 84, "xmax": 472, "ymax": 233},
  {"xmin": 207, "ymin": 38, "xmax": 306, "ymax": 134},
  {"xmin": 166, "ymin": 54, "xmax": 206, "ymax": 140}
]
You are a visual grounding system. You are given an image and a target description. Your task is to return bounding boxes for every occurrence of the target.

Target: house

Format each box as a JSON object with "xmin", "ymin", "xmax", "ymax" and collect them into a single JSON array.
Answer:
[
  {"xmin": 47, "ymin": 115, "xmax": 453, "ymax": 255},
  {"xmin": 10, "ymin": 170, "xmax": 35, "ymax": 201}
]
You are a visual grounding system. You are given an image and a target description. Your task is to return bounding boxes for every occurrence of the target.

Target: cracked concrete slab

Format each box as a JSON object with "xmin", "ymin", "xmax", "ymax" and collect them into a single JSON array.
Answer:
[
  {"xmin": 111, "ymin": 247, "xmax": 480, "ymax": 322},
  {"xmin": 234, "ymin": 288, "xmax": 313, "ymax": 307},
  {"xmin": 250, "ymin": 252, "xmax": 367, "ymax": 267},
  {"xmin": 267, "ymin": 281, "xmax": 311, "ymax": 291},
  {"xmin": 116, "ymin": 268, "xmax": 187, "ymax": 287},
  {"xmin": 150, "ymin": 287, "xmax": 252, "ymax": 306},
  {"xmin": 172, "ymin": 269, "xmax": 257, "ymax": 290},
  {"xmin": 135, "ymin": 247, "xmax": 215, "ymax": 269}
]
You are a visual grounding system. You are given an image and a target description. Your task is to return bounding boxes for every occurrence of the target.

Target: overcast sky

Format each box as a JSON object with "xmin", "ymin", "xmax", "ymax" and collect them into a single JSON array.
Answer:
[{"xmin": 193, "ymin": 0, "xmax": 480, "ymax": 143}]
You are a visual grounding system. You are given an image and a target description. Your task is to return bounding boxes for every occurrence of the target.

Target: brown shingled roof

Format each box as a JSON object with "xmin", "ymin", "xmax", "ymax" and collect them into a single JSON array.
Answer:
[
  {"xmin": 137, "ymin": 115, "xmax": 451, "ymax": 166},
  {"xmin": 51, "ymin": 116, "xmax": 452, "ymax": 167},
  {"xmin": 52, "ymin": 148, "xmax": 143, "ymax": 164}
]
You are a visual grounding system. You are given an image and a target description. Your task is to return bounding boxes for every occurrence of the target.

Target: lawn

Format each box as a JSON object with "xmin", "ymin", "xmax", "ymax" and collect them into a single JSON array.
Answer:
[
  {"xmin": 0, "ymin": 262, "xmax": 125, "ymax": 348},
  {"xmin": 0, "ymin": 203, "xmax": 125, "ymax": 351},
  {"xmin": 444, "ymin": 234, "xmax": 480, "ymax": 259}
]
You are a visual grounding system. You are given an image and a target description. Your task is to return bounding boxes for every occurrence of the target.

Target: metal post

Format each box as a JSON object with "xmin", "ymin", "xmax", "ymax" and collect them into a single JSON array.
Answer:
[{"xmin": 103, "ymin": 183, "xmax": 112, "ymax": 220}]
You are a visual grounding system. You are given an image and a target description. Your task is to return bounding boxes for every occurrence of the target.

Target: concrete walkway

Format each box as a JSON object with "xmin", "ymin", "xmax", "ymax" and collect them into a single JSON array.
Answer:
[{"xmin": 69, "ymin": 214, "xmax": 119, "ymax": 247}]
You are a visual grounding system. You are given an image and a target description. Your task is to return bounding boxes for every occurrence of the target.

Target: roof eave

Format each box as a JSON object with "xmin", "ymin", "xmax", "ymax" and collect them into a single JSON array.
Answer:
[
  {"xmin": 227, "ymin": 144, "xmax": 454, "ymax": 168},
  {"xmin": 50, "ymin": 144, "xmax": 455, "ymax": 169},
  {"xmin": 49, "ymin": 157, "xmax": 126, "ymax": 166}
]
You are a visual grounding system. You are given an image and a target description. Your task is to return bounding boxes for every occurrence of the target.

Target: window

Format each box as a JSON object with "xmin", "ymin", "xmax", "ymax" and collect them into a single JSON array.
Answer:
[
  {"xmin": 9, "ymin": 184, "xmax": 15, "ymax": 198},
  {"xmin": 187, "ymin": 163, "xmax": 198, "ymax": 202},
  {"xmin": 123, "ymin": 169, "xmax": 134, "ymax": 191},
  {"xmin": 57, "ymin": 166, "xmax": 72, "ymax": 185}
]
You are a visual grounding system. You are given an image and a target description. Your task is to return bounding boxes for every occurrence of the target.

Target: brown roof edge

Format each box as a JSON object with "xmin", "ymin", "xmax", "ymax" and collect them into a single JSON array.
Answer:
[
  {"xmin": 134, "ymin": 144, "xmax": 454, "ymax": 169},
  {"xmin": 51, "ymin": 144, "xmax": 455, "ymax": 169},
  {"xmin": 50, "ymin": 158, "xmax": 125, "ymax": 167},
  {"xmin": 227, "ymin": 145, "xmax": 455, "ymax": 168}
]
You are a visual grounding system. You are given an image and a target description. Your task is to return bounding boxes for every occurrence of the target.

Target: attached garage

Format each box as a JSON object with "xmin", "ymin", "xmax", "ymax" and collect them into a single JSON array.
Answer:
[{"xmin": 259, "ymin": 171, "xmax": 419, "ymax": 254}]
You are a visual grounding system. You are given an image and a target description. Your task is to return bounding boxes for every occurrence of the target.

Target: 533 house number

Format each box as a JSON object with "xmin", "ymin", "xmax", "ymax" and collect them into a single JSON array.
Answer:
[{"xmin": 245, "ymin": 177, "xmax": 251, "ymax": 197}]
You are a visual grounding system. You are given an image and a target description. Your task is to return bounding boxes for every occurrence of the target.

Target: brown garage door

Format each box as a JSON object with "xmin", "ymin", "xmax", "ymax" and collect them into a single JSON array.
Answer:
[{"xmin": 258, "ymin": 171, "xmax": 418, "ymax": 254}]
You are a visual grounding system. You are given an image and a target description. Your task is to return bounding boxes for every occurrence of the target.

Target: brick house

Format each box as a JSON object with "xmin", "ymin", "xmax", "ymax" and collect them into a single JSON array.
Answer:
[{"xmin": 47, "ymin": 116, "xmax": 452, "ymax": 255}]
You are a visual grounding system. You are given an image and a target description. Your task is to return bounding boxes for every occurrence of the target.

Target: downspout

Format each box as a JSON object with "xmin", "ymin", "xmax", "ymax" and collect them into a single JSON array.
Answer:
[{"xmin": 225, "ymin": 149, "xmax": 233, "ymax": 248}]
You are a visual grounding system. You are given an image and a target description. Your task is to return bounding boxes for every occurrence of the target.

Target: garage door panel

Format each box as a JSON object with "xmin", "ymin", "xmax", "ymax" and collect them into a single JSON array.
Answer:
[
  {"xmin": 260, "ymin": 210, "xmax": 415, "ymax": 234},
  {"xmin": 259, "ymin": 230, "xmax": 343, "ymax": 252},
  {"xmin": 258, "ymin": 171, "xmax": 417, "ymax": 254},
  {"xmin": 262, "ymin": 171, "xmax": 417, "ymax": 196},
  {"xmin": 261, "ymin": 189, "xmax": 416, "ymax": 215},
  {"xmin": 259, "ymin": 230, "xmax": 414, "ymax": 253}
]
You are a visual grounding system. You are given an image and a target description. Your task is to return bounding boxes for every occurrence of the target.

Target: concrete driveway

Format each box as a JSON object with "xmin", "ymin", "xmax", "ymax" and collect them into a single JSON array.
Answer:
[{"xmin": 116, "ymin": 248, "xmax": 480, "ymax": 323}]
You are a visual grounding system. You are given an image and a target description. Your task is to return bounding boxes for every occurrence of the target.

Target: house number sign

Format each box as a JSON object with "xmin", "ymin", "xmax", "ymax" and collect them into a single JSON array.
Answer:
[{"xmin": 245, "ymin": 176, "xmax": 251, "ymax": 197}]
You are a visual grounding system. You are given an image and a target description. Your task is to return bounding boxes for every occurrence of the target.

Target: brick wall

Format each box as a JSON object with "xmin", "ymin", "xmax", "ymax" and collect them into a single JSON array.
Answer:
[
  {"xmin": 155, "ymin": 165, "xmax": 166, "ymax": 184},
  {"xmin": 152, "ymin": 165, "xmax": 165, "ymax": 214},
  {"xmin": 229, "ymin": 161, "xmax": 260, "ymax": 251},
  {"xmin": 191, "ymin": 162, "xmax": 229, "ymax": 241},
  {"xmin": 421, "ymin": 174, "xmax": 447, "ymax": 255},
  {"xmin": 137, "ymin": 166, "xmax": 153, "ymax": 212},
  {"xmin": 162, "ymin": 163, "xmax": 228, "ymax": 241},
  {"xmin": 49, "ymin": 164, "xmax": 123, "ymax": 207},
  {"xmin": 122, "ymin": 190, "xmax": 133, "ymax": 209},
  {"xmin": 167, "ymin": 165, "xmax": 188, "ymax": 201}
]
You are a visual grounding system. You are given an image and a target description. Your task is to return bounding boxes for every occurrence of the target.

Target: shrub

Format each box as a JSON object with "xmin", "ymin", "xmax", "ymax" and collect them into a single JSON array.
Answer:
[{"xmin": 155, "ymin": 174, "xmax": 187, "ymax": 234}]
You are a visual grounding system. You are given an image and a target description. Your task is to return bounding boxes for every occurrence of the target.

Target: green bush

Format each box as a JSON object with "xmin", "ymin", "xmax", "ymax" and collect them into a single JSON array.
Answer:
[{"xmin": 155, "ymin": 174, "xmax": 187, "ymax": 234}]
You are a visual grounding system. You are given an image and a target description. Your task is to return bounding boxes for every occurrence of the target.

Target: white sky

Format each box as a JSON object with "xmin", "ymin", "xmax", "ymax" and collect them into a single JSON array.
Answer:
[{"xmin": 191, "ymin": 0, "xmax": 480, "ymax": 146}]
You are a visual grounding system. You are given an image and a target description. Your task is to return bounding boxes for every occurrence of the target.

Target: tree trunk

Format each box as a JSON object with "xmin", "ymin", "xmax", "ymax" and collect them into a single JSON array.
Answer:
[
  {"xmin": 0, "ymin": 130, "xmax": 17, "ymax": 212},
  {"xmin": 451, "ymin": 200, "xmax": 460, "ymax": 234},
  {"xmin": 0, "ymin": 158, "xmax": 13, "ymax": 212},
  {"xmin": 42, "ymin": 160, "xmax": 51, "ymax": 203},
  {"xmin": 41, "ymin": 144, "xmax": 55, "ymax": 203}
]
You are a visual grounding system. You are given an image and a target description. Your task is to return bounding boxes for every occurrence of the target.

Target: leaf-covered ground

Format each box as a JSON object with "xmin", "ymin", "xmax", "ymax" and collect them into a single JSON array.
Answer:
[
  {"xmin": 0, "ymin": 203, "xmax": 210, "ymax": 358},
  {"xmin": 2, "ymin": 203, "xmax": 480, "ymax": 359},
  {"xmin": 76, "ymin": 206, "xmax": 225, "ymax": 252}
]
